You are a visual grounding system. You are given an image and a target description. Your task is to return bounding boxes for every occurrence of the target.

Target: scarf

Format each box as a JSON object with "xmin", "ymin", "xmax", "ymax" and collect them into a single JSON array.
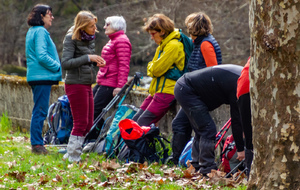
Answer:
[{"xmin": 80, "ymin": 30, "xmax": 95, "ymax": 41}]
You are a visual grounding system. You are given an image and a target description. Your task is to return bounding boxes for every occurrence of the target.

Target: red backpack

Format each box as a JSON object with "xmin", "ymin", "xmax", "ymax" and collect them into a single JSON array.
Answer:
[{"xmin": 220, "ymin": 135, "xmax": 237, "ymax": 173}]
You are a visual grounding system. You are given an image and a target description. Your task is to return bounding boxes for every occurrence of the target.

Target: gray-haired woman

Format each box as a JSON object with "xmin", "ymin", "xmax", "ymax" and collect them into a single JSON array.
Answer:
[{"xmin": 91, "ymin": 16, "xmax": 132, "ymax": 136}]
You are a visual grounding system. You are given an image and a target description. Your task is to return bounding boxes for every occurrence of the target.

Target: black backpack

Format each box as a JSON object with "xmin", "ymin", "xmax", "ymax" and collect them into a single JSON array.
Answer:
[{"xmin": 118, "ymin": 119, "xmax": 169, "ymax": 164}]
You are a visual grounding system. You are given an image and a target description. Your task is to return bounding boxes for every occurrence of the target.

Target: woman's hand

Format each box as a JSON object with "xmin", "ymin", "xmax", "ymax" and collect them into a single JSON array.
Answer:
[
  {"xmin": 112, "ymin": 87, "xmax": 121, "ymax": 96},
  {"xmin": 88, "ymin": 55, "xmax": 106, "ymax": 67},
  {"xmin": 236, "ymin": 150, "xmax": 245, "ymax": 161}
]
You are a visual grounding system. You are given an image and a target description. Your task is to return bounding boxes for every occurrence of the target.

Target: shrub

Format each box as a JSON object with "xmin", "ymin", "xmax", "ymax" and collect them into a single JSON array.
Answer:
[
  {"xmin": 2, "ymin": 64, "xmax": 27, "ymax": 77},
  {"xmin": 0, "ymin": 70, "xmax": 7, "ymax": 75},
  {"xmin": 0, "ymin": 112, "xmax": 11, "ymax": 132}
]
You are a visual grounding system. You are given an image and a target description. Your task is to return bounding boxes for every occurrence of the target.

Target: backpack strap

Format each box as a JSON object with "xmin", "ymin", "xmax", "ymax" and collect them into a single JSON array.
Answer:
[{"xmin": 154, "ymin": 135, "xmax": 169, "ymax": 163}]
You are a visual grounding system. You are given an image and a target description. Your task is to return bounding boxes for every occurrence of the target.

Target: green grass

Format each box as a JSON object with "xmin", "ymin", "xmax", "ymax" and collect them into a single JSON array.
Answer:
[
  {"xmin": 0, "ymin": 114, "xmax": 248, "ymax": 189},
  {"xmin": 0, "ymin": 112, "xmax": 11, "ymax": 132}
]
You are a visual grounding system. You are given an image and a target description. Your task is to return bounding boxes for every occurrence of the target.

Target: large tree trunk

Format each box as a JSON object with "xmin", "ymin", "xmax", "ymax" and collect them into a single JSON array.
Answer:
[{"xmin": 248, "ymin": 0, "xmax": 300, "ymax": 189}]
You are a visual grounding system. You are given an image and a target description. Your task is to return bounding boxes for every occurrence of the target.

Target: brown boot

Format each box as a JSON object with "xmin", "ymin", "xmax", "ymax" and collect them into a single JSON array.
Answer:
[{"xmin": 32, "ymin": 145, "xmax": 48, "ymax": 155}]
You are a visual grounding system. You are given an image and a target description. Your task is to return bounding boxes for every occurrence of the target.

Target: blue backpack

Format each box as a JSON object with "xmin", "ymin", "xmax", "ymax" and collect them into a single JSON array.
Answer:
[
  {"xmin": 104, "ymin": 104, "xmax": 138, "ymax": 156},
  {"xmin": 179, "ymin": 137, "xmax": 193, "ymax": 167},
  {"xmin": 43, "ymin": 95, "xmax": 73, "ymax": 145}
]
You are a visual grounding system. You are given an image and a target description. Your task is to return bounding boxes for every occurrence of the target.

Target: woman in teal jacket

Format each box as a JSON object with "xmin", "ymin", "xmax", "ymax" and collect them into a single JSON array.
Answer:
[{"xmin": 25, "ymin": 4, "xmax": 62, "ymax": 154}]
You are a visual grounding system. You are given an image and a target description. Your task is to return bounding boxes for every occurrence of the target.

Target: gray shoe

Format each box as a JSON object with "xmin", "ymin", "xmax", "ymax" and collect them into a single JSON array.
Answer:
[{"xmin": 63, "ymin": 135, "xmax": 85, "ymax": 162}]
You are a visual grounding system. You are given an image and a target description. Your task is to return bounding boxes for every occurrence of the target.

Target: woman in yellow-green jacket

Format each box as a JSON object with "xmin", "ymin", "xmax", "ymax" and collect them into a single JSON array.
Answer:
[{"xmin": 132, "ymin": 13, "xmax": 185, "ymax": 127}]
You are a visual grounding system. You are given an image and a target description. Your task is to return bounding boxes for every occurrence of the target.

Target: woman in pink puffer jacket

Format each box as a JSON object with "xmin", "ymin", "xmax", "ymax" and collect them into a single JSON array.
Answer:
[{"xmin": 92, "ymin": 16, "xmax": 132, "ymax": 135}]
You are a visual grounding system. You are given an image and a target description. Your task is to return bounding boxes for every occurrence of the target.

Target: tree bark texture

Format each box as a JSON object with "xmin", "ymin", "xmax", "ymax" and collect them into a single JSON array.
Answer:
[{"xmin": 248, "ymin": 0, "xmax": 299, "ymax": 189}]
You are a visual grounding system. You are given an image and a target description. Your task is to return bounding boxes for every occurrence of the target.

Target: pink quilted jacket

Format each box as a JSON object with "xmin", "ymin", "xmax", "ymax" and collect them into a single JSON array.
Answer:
[{"xmin": 96, "ymin": 30, "xmax": 132, "ymax": 88}]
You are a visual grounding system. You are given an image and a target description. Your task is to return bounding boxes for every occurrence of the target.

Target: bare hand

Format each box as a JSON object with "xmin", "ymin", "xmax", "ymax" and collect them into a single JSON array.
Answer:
[
  {"xmin": 112, "ymin": 87, "xmax": 121, "ymax": 96},
  {"xmin": 236, "ymin": 150, "xmax": 245, "ymax": 161},
  {"xmin": 88, "ymin": 55, "xmax": 106, "ymax": 67}
]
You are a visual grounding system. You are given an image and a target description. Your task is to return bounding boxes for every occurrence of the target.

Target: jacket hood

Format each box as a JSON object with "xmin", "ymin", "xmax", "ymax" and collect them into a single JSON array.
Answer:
[{"xmin": 67, "ymin": 26, "xmax": 75, "ymax": 35}]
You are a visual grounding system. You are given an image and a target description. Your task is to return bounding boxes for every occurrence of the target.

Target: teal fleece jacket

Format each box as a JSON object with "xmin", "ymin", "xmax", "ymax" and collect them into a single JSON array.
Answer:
[{"xmin": 25, "ymin": 26, "xmax": 62, "ymax": 83}]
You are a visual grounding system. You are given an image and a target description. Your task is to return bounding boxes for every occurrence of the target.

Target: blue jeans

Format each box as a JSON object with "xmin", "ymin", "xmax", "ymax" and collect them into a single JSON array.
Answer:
[{"xmin": 30, "ymin": 85, "xmax": 52, "ymax": 146}]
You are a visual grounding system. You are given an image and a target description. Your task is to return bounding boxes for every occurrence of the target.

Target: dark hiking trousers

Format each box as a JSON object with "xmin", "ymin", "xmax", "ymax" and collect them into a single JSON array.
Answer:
[
  {"xmin": 237, "ymin": 93, "xmax": 253, "ymax": 150},
  {"xmin": 174, "ymin": 81, "xmax": 217, "ymax": 140},
  {"xmin": 132, "ymin": 93, "xmax": 175, "ymax": 126},
  {"xmin": 174, "ymin": 80, "xmax": 217, "ymax": 173},
  {"xmin": 93, "ymin": 85, "xmax": 114, "ymax": 131},
  {"xmin": 237, "ymin": 93, "xmax": 253, "ymax": 177},
  {"xmin": 171, "ymin": 108, "xmax": 192, "ymax": 164}
]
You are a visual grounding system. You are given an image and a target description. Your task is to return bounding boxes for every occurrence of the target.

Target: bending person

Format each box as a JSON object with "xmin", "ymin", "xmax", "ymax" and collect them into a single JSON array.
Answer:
[
  {"xmin": 25, "ymin": 4, "xmax": 62, "ymax": 154},
  {"xmin": 236, "ymin": 57, "xmax": 253, "ymax": 178},
  {"xmin": 174, "ymin": 64, "xmax": 244, "ymax": 175},
  {"xmin": 91, "ymin": 16, "xmax": 131, "ymax": 139},
  {"xmin": 132, "ymin": 14, "xmax": 185, "ymax": 127},
  {"xmin": 61, "ymin": 11, "xmax": 106, "ymax": 162},
  {"xmin": 171, "ymin": 12, "xmax": 222, "ymax": 165}
]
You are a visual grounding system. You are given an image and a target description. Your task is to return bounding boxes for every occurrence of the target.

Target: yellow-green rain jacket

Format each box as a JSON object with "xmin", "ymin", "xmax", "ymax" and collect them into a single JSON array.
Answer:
[{"xmin": 147, "ymin": 29, "xmax": 185, "ymax": 96}]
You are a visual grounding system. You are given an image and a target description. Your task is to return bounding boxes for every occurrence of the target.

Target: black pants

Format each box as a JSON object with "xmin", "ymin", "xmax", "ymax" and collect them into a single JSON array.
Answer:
[
  {"xmin": 172, "ymin": 108, "xmax": 193, "ymax": 135},
  {"xmin": 174, "ymin": 82, "xmax": 217, "ymax": 140},
  {"xmin": 174, "ymin": 80, "xmax": 217, "ymax": 172},
  {"xmin": 93, "ymin": 84, "xmax": 114, "ymax": 126},
  {"xmin": 237, "ymin": 93, "xmax": 253, "ymax": 150},
  {"xmin": 171, "ymin": 108, "xmax": 193, "ymax": 164}
]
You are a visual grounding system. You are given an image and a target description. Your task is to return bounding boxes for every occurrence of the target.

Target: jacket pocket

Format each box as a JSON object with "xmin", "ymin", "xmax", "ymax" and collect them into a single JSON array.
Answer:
[{"xmin": 99, "ymin": 67, "xmax": 109, "ymax": 78}]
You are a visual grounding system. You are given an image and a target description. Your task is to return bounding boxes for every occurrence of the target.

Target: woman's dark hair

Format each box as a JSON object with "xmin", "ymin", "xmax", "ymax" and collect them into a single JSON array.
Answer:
[{"xmin": 27, "ymin": 4, "xmax": 52, "ymax": 26}]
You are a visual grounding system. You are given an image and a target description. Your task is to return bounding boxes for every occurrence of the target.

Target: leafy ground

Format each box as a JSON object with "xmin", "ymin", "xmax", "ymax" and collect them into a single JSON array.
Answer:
[{"xmin": 0, "ymin": 114, "xmax": 247, "ymax": 190}]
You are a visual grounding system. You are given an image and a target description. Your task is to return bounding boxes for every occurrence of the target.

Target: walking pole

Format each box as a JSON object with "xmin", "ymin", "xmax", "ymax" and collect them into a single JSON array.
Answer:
[
  {"xmin": 107, "ymin": 139, "xmax": 124, "ymax": 160},
  {"xmin": 235, "ymin": 168, "xmax": 247, "ymax": 181},
  {"xmin": 225, "ymin": 159, "xmax": 245, "ymax": 178},
  {"xmin": 89, "ymin": 72, "xmax": 142, "ymax": 152},
  {"xmin": 215, "ymin": 118, "xmax": 231, "ymax": 140},
  {"xmin": 215, "ymin": 119, "xmax": 231, "ymax": 149}
]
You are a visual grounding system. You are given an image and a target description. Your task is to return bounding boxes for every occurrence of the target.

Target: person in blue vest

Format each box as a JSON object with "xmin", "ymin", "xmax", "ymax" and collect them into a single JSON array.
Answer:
[
  {"xmin": 25, "ymin": 4, "xmax": 62, "ymax": 154},
  {"xmin": 174, "ymin": 64, "xmax": 244, "ymax": 175},
  {"xmin": 170, "ymin": 12, "xmax": 222, "ymax": 165}
]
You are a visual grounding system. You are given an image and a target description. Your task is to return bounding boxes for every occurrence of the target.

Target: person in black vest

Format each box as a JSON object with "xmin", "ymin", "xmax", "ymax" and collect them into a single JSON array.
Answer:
[
  {"xmin": 174, "ymin": 64, "xmax": 244, "ymax": 175},
  {"xmin": 170, "ymin": 12, "xmax": 222, "ymax": 165}
]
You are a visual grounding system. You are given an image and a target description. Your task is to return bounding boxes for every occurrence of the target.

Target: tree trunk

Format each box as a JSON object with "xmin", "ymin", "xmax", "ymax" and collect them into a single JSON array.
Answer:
[{"xmin": 248, "ymin": 0, "xmax": 300, "ymax": 189}]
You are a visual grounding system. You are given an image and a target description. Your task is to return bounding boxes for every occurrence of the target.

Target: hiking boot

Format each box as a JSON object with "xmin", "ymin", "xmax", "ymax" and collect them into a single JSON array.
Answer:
[
  {"xmin": 32, "ymin": 145, "xmax": 48, "ymax": 155},
  {"xmin": 63, "ymin": 135, "xmax": 85, "ymax": 162}
]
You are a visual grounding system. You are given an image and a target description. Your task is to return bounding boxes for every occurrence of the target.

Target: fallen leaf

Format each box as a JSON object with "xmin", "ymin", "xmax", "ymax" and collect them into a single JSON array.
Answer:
[
  {"xmin": 40, "ymin": 175, "xmax": 49, "ymax": 185},
  {"xmin": 28, "ymin": 186, "xmax": 35, "ymax": 190},
  {"xmin": 56, "ymin": 174, "xmax": 63, "ymax": 182},
  {"xmin": 183, "ymin": 165, "xmax": 195, "ymax": 178},
  {"xmin": 98, "ymin": 181, "xmax": 108, "ymax": 187},
  {"xmin": 80, "ymin": 175, "xmax": 86, "ymax": 180},
  {"xmin": 8, "ymin": 171, "xmax": 26, "ymax": 182}
]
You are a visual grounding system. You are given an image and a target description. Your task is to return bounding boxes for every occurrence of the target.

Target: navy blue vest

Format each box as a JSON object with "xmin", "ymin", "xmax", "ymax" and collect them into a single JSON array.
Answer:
[{"xmin": 187, "ymin": 34, "xmax": 222, "ymax": 72}]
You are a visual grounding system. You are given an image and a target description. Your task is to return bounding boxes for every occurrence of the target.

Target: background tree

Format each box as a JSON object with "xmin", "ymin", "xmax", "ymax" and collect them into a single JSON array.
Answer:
[
  {"xmin": 0, "ymin": 0, "xmax": 250, "ymax": 75},
  {"xmin": 248, "ymin": 0, "xmax": 299, "ymax": 189}
]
